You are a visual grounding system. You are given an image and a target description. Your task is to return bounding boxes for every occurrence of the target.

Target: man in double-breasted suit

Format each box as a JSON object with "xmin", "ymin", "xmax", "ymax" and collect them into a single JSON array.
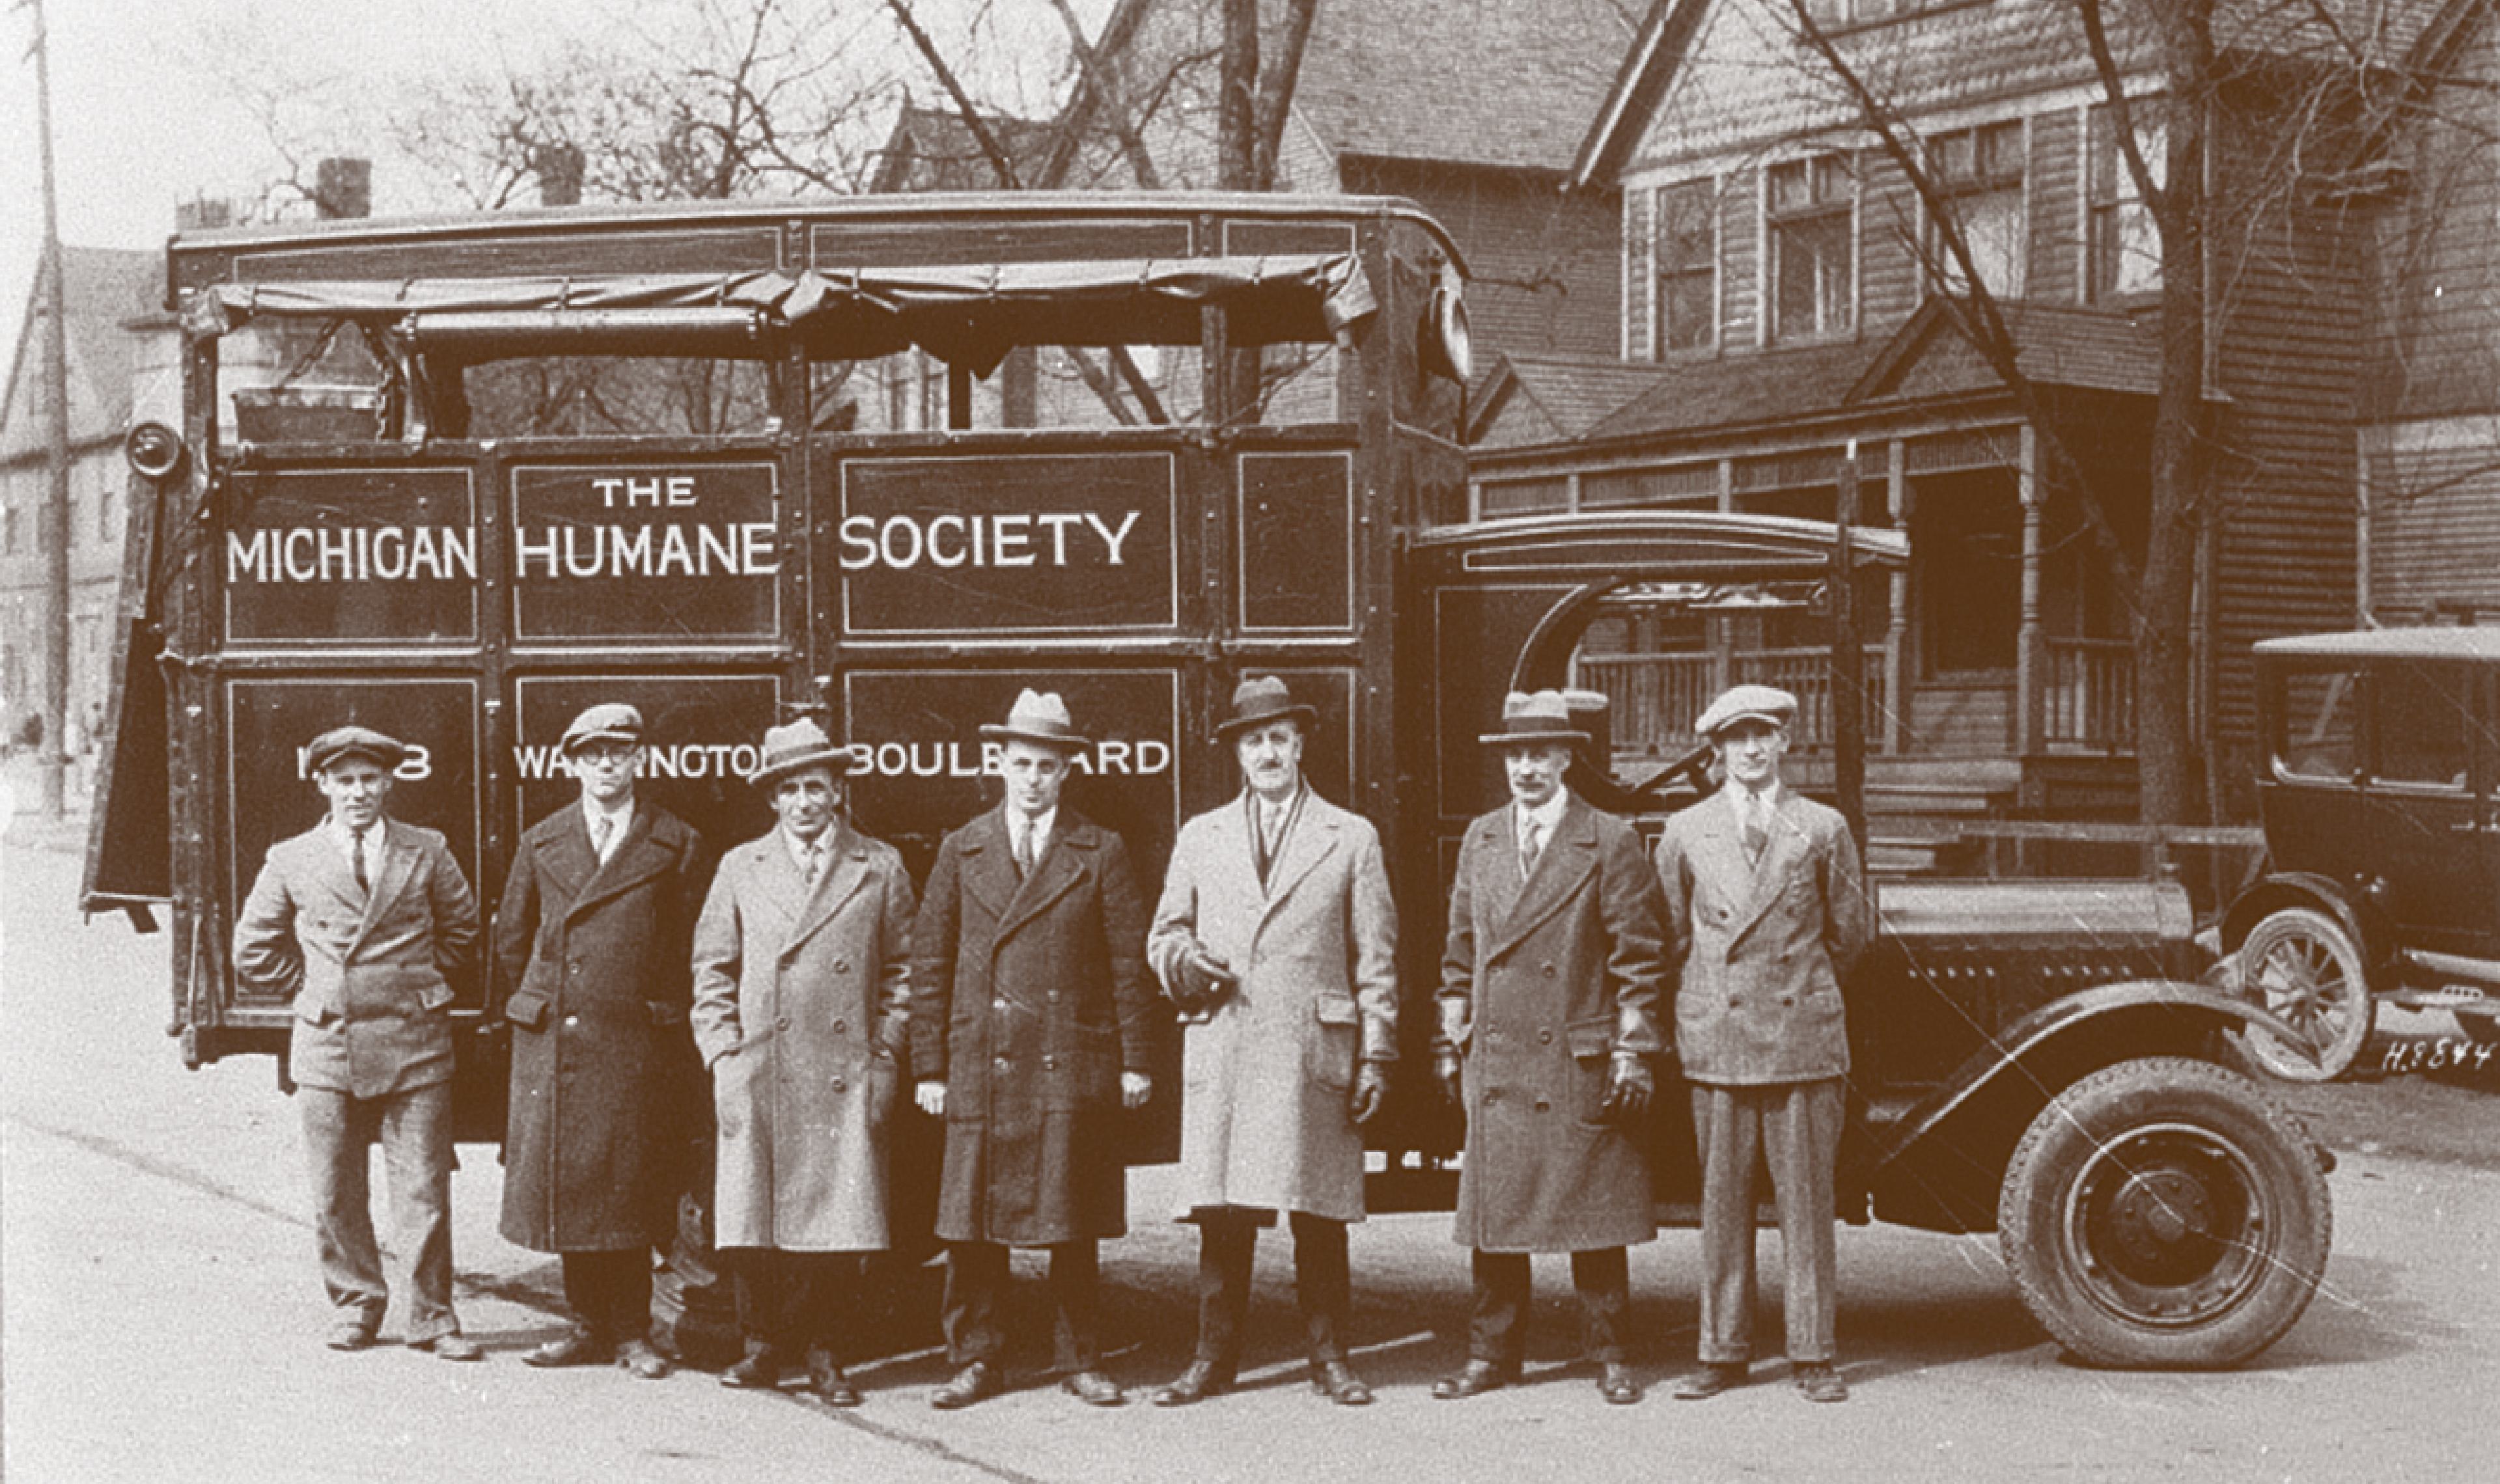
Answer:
[
  {"xmin": 495, "ymin": 702, "xmax": 706, "ymax": 1380},
  {"xmin": 233, "ymin": 724, "xmax": 483, "ymax": 1359},
  {"xmin": 1653, "ymin": 684, "xmax": 1872, "ymax": 1404},
  {"xmin": 1146, "ymin": 676, "xmax": 1396, "ymax": 1408},
  {"xmin": 692, "ymin": 719, "xmax": 917, "ymax": 1406},
  {"xmin": 911, "ymin": 689, "xmax": 1155, "ymax": 1410},
  {"xmin": 1434, "ymin": 691, "xmax": 1665, "ymax": 1405}
]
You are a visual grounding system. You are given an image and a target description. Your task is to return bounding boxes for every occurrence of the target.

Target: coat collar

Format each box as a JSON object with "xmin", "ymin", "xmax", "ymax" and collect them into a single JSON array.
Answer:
[
  {"xmin": 1485, "ymin": 792, "xmax": 1601, "ymax": 961},
  {"xmin": 963, "ymin": 804, "xmax": 1097, "ymax": 944}
]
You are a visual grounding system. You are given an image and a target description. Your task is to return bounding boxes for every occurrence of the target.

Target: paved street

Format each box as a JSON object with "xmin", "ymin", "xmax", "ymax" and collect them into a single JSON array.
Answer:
[{"xmin": 5, "ymin": 797, "xmax": 2495, "ymax": 1484}]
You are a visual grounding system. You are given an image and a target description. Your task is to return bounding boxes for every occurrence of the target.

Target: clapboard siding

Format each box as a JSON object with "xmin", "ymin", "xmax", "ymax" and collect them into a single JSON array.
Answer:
[
  {"xmin": 1859, "ymin": 152, "xmax": 1922, "ymax": 330},
  {"xmin": 2373, "ymin": 16, "xmax": 2500, "ymax": 421},
  {"xmin": 2027, "ymin": 108, "xmax": 2082, "ymax": 306},
  {"xmin": 1723, "ymin": 164, "xmax": 1761, "ymax": 350},
  {"xmin": 2367, "ymin": 424, "xmax": 2500, "ymax": 616}
]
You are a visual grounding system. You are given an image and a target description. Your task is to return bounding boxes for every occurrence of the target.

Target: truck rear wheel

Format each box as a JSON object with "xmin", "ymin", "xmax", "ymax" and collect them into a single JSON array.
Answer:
[{"xmin": 1998, "ymin": 1057, "xmax": 2330, "ymax": 1368}]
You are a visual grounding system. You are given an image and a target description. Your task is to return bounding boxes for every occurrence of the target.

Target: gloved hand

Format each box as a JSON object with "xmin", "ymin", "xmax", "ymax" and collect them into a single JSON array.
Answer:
[
  {"xmin": 1350, "ymin": 1061, "xmax": 1390, "ymax": 1124},
  {"xmin": 1121, "ymin": 1071, "xmax": 1153, "ymax": 1110},
  {"xmin": 1598, "ymin": 1053, "xmax": 1654, "ymax": 1124},
  {"xmin": 1434, "ymin": 1049, "xmax": 1464, "ymax": 1107},
  {"xmin": 1167, "ymin": 941, "xmax": 1238, "ymax": 1017}
]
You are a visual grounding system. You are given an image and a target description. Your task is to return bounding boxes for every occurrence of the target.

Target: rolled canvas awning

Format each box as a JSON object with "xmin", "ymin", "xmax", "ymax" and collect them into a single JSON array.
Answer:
[{"xmin": 183, "ymin": 253, "xmax": 1378, "ymax": 374}]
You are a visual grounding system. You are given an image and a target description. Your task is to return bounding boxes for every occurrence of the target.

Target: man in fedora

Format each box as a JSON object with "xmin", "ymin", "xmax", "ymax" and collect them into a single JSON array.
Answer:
[
  {"xmin": 911, "ymin": 689, "xmax": 1154, "ymax": 1409},
  {"xmin": 1146, "ymin": 676, "xmax": 1397, "ymax": 1408},
  {"xmin": 692, "ymin": 718, "xmax": 917, "ymax": 1405},
  {"xmin": 1433, "ymin": 691, "xmax": 1664, "ymax": 1405},
  {"xmin": 234, "ymin": 724, "xmax": 484, "ymax": 1359},
  {"xmin": 495, "ymin": 702, "xmax": 706, "ymax": 1380},
  {"xmin": 1654, "ymin": 684, "xmax": 1872, "ymax": 1404}
]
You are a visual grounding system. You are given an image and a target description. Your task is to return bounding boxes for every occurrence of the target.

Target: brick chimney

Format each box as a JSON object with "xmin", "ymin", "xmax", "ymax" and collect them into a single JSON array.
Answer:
[
  {"xmin": 313, "ymin": 157, "xmax": 372, "ymax": 219},
  {"xmin": 535, "ymin": 143, "xmax": 586, "ymax": 208}
]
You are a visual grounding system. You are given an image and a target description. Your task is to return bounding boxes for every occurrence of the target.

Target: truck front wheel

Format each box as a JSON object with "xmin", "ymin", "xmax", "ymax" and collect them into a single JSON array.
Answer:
[{"xmin": 1998, "ymin": 1057, "xmax": 2331, "ymax": 1368}]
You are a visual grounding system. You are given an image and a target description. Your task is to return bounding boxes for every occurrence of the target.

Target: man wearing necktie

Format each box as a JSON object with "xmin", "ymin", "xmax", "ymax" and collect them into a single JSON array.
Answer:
[
  {"xmin": 1653, "ymin": 684, "xmax": 1872, "ymax": 1404},
  {"xmin": 1146, "ymin": 676, "xmax": 1397, "ymax": 1408},
  {"xmin": 692, "ymin": 719, "xmax": 915, "ymax": 1404},
  {"xmin": 493, "ymin": 703, "xmax": 706, "ymax": 1380},
  {"xmin": 232, "ymin": 725, "xmax": 483, "ymax": 1359},
  {"xmin": 911, "ymin": 690, "xmax": 1155, "ymax": 1410},
  {"xmin": 1433, "ymin": 691, "xmax": 1666, "ymax": 1405}
]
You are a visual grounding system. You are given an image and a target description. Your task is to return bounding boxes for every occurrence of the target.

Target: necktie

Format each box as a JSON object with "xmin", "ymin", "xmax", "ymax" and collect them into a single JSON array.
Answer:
[
  {"xmin": 589, "ymin": 812, "xmax": 613, "ymax": 863},
  {"xmin": 1014, "ymin": 823, "xmax": 1035, "ymax": 877},
  {"xmin": 1743, "ymin": 797, "xmax": 1769, "ymax": 864},
  {"xmin": 1520, "ymin": 819, "xmax": 1543, "ymax": 878},
  {"xmin": 803, "ymin": 840, "xmax": 823, "ymax": 884},
  {"xmin": 352, "ymin": 827, "xmax": 370, "ymax": 892}
]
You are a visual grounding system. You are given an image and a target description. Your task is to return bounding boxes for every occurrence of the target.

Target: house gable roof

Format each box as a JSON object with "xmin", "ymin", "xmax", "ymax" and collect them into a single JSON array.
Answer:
[
  {"xmin": 870, "ymin": 103, "xmax": 1062, "ymax": 193},
  {"xmin": 1469, "ymin": 351, "xmax": 1676, "ymax": 448},
  {"xmin": 1, "ymin": 246, "xmax": 161, "ymax": 463}
]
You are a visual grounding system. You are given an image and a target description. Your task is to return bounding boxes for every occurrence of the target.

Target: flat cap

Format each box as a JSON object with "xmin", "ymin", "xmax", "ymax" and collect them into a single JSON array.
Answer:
[
  {"xmin": 1693, "ymin": 683, "xmax": 1799, "ymax": 738},
  {"xmin": 561, "ymin": 702, "xmax": 645, "ymax": 754},
  {"xmin": 306, "ymin": 724, "xmax": 408, "ymax": 776}
]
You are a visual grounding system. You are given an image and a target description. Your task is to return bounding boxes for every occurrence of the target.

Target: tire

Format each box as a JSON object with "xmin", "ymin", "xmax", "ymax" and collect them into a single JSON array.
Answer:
[
  {"xmin": 2230, "ymin": 907, "xmax": 2373, "ymax": 1082},
  {"xmin": 1998, "ymin": 1057, "xmax": 2331, "ymax": 1369}
]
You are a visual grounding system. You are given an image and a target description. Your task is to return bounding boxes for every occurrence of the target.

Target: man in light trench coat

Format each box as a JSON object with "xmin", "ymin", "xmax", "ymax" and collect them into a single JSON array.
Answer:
[
  {"xmin": 692, "ymin": 719, "xmax": 917, "ymax": 1406},
  {"xmin": 911, "ymin": 689, "xmax": 1156, "ymax": 1410},
  {"xmin": 494, "ymin": 703, "xmax": 706, "ymax": 1379},
  {"xmin": 1146, "ymin": 676, "xmax": 1397, "ymax": 1408},
  {"xmin": 1434, "ymin": 690, "xmax": 1665, "ymax": 1405},
  {"xmin": 1654, "ymin": 683, "xmax": 1872, "ymax": 1404},
  {"xmin": 233, "ymin": 724, "xmax": 484, "ymax": 1360}
]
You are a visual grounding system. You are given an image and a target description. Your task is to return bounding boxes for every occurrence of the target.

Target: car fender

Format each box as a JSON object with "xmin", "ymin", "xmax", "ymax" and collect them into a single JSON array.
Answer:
[
  {"xmin": 1862, "ymin": 980, "xmax": 2322, "ymax": 1233},
  {"xmin": 2221, "ymin": 872, "xmax": 2391, "ymax": 966}
]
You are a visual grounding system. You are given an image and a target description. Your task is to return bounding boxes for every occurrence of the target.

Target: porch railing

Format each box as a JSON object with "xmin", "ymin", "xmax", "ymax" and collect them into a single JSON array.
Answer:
[
  {"xmin": 2044, "ymin": 637, "xmax": 2133, "ymax": 752},
  {"xmin": 1580, "ymin": 646, "xmax": 1886, "ymax": 754}
]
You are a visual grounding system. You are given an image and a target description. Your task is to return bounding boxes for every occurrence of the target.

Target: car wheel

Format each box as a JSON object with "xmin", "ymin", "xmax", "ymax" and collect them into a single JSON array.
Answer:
[
  {"xmin": 2230, "ymin": 906, "xmax": 2374, "ymax": 1082},
  {"xmin": 1999, "ymin": 1057, "xmax": 2331, "ymax": 1369}
]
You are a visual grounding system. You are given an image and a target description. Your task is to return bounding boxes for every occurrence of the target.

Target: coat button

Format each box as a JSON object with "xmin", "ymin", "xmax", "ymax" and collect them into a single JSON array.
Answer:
[
  {"xmin": 1534, "ymin": 1099, "xmax": 1549, "ymax": 1112},
  {"xmin": 1043, "ymin": 1055, "xmax": 1057, "ymax": 1071},
  {"xmin": 1048, "ymin": 990, "xmax": 1061, "ymax": 1003},
  {"xmin": 563, "ymin": 1015, "xmax": 579, "ymax": 1028},
  {"xmin": 835, "ymin": 960, "xmax": 851, "ymax": 973},
  {"xmin": 1542, "ymin": 963, "xmax": 1557, "ymax": 978},
  {"xmin": 833, "ymin": 1019, "xmax": 848, "ymax": 1034},
  {"xmin": 1538, "ymin": 1029, "xmax": 1553, "ymax": 1045},
  {"xmin": 995, "ymin": 1055, "xmax": 1008, "ymax": 1069},
  {"xmin": 830, "ymin": 1077, "xmax": 847, "ymax": 1093},
  {"xmin": 1727, "ymin": 996, "xmax": 1740, "ymax": 1008},
  {"xmin": 993, "ymin": 998, "xmax": 1007, "ymax": 1012},
  {"xmin": 778, "ymin": 1017, "xmax": 791, "ymax": 1030}
]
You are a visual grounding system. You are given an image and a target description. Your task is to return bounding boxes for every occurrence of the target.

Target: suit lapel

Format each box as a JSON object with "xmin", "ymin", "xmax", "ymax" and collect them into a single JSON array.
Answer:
[
  {"xmin": 537, "ymin": 803, "xmax": 598, "ymax": 907},
  {"xmin": 1727, "ymin": 791, "xmax": 1803, "ymax": 945},
  {"xmin": 785, "ymin": 831, "xmax": 872, "ymax": 957},
  {"xmin": 1253, "ymin": 796, "xmax": 1341, "ymax": 943},
  {"xmin": 348, "ymin": 820, "xmax": 413, "ymax": 950},
  {"xmin": 1477, "ymin": 805, "xmax": 1525, "ymax": 933},
  {"xmin": 1490, "ymin": 795, "xmax": 1599, "ymax": 959},
  {"xmin": 997, "ymin": 815, "xmax": 1086, "ymax": 945},
  {"xmin": 570, "ymin": 806, "xmax": 671, "ymax": 920},
  {"xmin": 960, "ymin": 809, "xmax": 1020, "ymax": 925}
]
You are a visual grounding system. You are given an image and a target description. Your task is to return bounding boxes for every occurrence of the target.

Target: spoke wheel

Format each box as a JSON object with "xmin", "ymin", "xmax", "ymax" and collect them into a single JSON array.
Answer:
[
  {"xmin": 2231, "ymin": 907, "xmax": 2373, "ymax": 1082},
  {"xmin": 1999, "ymin": 1058, "xmax": 2331, "ymax": 1368}
]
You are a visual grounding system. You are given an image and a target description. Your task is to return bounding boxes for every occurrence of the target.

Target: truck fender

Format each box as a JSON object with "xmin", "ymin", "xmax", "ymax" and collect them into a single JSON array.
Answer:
[
  {"xmin": 2220, "ymin": 872, "xmax": 2389, "ymax": 967},
  {"xmin": 1864, "ymin": 980, "xmax": 2325, "ymax": 1233}
]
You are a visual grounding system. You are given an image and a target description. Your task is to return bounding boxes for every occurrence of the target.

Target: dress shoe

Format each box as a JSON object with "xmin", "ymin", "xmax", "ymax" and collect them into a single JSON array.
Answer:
[
  {"xmin": 415, "ymin": 1332, "xmax": 485, "ymax": 1362},
  {"xmin": 617, "ymin": 1339, "xmax": 673, "ymax": 1381},
  {"xmin": 1430, "ymin": 1359, "xmax": 1513, "ymax": 1399},
  {"xmin": 1793, "ymin": 1361, "xmax": 1850, "ymax": 1403},
  {"xmin": 1311, "ymin": 1358, "xmax": 1373, "ymax": 1407},
  {"xmin": 1153, "ymin": 1359, "xmax": 1233, "ymax": 1407},
  {"xmin": 523, "ymin": 1330, "xmax": 611, "ymax": 1368},
  {"xmin": 1061, "ymin": 1369, "xmax": 1126, "ymax": 1407},
  {"xmin": 1598, "ymin": 1362, "xmax": 1643, "ymax": 1405},
  {"xmin": 1673, "ymin": 1362, "xmax": 1747, "ymax": 1400},
  {"xmin": 325, "ymin": 1317, "xmax": 380, "ymax": 1352},
  {"xmin": 807, "ymin": 1349, "xmax": 861, "ymax": 1407},
  {"xmin": 930, "ymin": 1361, "xmax": 1002, "ymax": 1410},
  {"xmin": 721, "ymin": 1347, "xmax": 785, "ymax": 1389}
]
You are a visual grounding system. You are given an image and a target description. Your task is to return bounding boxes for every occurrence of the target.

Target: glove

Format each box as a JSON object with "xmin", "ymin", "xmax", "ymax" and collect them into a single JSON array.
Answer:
[
  {"xmin": 1434, "ymin": 1049, "xmax": 1464, "ymax": 1106},
  {"xmin": 1598, "ymin": 1053, "xmax": 1654, "ymax": 1124},
  {"xmin": 1350, "ymin": 1061, "xmax": 1390, "ymax": 1124},
  {"xmin": 1167, "ymin": 942, "xmax": 1238, "ymax": 1017}
]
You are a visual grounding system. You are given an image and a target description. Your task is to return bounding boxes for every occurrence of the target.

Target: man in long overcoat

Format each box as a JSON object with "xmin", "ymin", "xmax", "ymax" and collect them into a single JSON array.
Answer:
[
  {"xmin": 1146, "ymin": 676, "xmax": 1396, "ymax": 1408},
  {"xmin": 911, "ymin": 689, "xmax": 1155, "ymax": 1410},
  {"xmin": 1434, "ymin": 691, "xmax": 1665, "ymax": 1405},
  {"xmin": 233, "ymin": 724, "xmax": 483, "ymax": 1360},
  {"xmin": 495, "ymin": 702, "xmax": 706, "ymax": 1379},
  {"xmin": 1654, "ymin": 683, "xmax": 1872, "ymax": 1404},
  {"xmin": 692, "ymin": 719, "xmax": 917, "ymax": 1405}
]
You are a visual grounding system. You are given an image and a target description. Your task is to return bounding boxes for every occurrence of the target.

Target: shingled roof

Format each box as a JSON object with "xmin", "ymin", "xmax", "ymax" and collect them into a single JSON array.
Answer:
[
  {"xmin": 1469, "ymin": 352, "xmax": 1676, "ymax": 448},
  {"xmin": 870, "ymin": 104, "xmax": 1063, "ymax": 193},
  {"xmin": 1, "ymin": 247, "xmax": 161, "ymax": 463}
]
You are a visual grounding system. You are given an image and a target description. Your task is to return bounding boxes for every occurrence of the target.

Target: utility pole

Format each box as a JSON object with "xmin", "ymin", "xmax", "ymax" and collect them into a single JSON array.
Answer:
[{"xmin": 24, "ymin": 0, "xmax": 72, "ymax": 818}]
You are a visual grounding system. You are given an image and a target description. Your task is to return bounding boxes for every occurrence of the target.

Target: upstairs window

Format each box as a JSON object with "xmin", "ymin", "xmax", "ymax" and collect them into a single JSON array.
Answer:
[
  {"xmin": 1655, "ymin": 179, "xmax": 1719, "ymax": 354},
  {"xmin": 1928, "ymin": 120, "xmax": 2027, "ymax": 297},
  {"xmin": 2090, "ymin": 102, "xmax": 2166, "ymax": 301},
  {"xmin": 1769, "ymin": 154, "xmax": 1856, "ymax": 343}
]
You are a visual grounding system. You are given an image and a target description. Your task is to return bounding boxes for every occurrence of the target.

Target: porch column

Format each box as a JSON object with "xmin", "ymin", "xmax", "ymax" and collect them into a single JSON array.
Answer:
[
  {"xmin": 2016, "ymin": 424, "xmax": 2045, "ymax": 757},
  {"xmin": 1883, "ymin": 438, "xmax": 1908, "ymax": 755}
]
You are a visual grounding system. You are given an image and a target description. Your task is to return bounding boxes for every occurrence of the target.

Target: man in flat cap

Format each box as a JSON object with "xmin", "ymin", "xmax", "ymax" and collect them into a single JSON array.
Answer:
[
  {"xmin": 911, "ymin": 689, "xmax": 1155, "ymax": 1410},
  {"xmin": 1654, "ymin": 684, "xmax": 1872, "ymax": 1403},
  {"xmin": 234, "ymin": 724, "xmax": 484, "ymax": 1358},
  {"xmin": 692, "ymin": 718, "xmax": 917, "ymax": 1405},
  {"xmin": 1433, "ymin": 691, "xmax": 1665, "ymax": 1404},
  {"xmin": 495, "ymin": 703, "xmax": 706, "ymax": 1379},
  {"xmin": 1146, "ymin": 676, "xmax": 1396, "ymax": 1408}
]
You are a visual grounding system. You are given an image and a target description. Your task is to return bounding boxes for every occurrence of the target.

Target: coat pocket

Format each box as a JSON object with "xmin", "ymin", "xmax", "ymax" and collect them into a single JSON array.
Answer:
[
  {"xmin": 415, "ymin": 977, "xmax": 457, "ymax": 1013},
  {"xmin": 505, "ymin": 989, "xmax": 551, "ymax": 1031},
  {"xmin": 1566, "ymin": 1017, "xmax": 1613, "ymax": 1126},
  {"xmin": 1056, "ymin": 1023, "xmax": 1120, "ymax": 1110},
  {"xmin": 1308, "ymin": 994, "xmax": 1361, "ymax": 1091}
]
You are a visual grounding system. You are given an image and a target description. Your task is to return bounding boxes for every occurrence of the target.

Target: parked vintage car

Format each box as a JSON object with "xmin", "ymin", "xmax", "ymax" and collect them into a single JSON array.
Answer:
[{"xmin": 2223, "ymin": 627, "xmax": 2500, "ymax": 1079}]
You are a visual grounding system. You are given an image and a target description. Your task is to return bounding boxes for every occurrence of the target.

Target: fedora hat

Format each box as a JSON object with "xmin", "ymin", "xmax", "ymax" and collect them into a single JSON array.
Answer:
[
  {"xmin": 1693, "ymin": 683, "xmax": 1799, "ymax": 739},
  {"xmin": 749, "ymin": 717, "xmax": 853, "ymax": 787},
  {"xmin": 560, "ymin": 702, "xmax": 645, "ymax": 755},
  {"xmin": 1213, "ymin": 674, "xmax": 1318, "ymax": 743},
  {"xmin": 1479, "ymin": 690, "xmax": 1591, "ymax": 749},
  {"xmin": 979, "ymin": 689, "xmax": 1090, "ymax": 752},
  {"xmin": 306, "ymin": 724, "xmax": 408, "ymax": 776}
]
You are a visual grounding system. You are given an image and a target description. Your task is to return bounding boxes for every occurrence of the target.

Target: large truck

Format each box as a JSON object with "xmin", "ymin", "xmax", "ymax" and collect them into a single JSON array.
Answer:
[{"xmin": 89, "ymin": 192, "xmax": 2329, "ymax": 1368}]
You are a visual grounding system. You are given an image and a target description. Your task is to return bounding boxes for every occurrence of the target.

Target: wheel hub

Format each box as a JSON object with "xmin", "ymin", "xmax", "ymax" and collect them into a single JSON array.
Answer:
[{"xmin": 2064, "ymin": 1124, "xmax": 2271, "ymax": 1328}]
